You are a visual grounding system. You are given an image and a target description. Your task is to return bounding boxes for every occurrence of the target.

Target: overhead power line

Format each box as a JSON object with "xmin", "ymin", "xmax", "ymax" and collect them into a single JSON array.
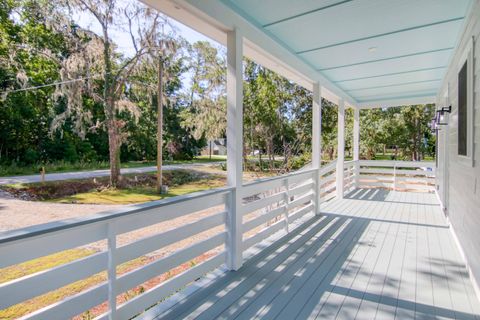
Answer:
[{"xmin": 0, "ymin": 74, "xmax": 104, "ymax": 95}]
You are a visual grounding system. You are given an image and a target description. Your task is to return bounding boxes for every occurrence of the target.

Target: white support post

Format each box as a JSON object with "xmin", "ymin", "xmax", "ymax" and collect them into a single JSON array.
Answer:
[
  {"xmin": 312, "ymin": 82, "xmax": 322, "ymax": 215},
  {"xmin": 353, "ymin": 107, "xmax": 360, "ymax": 188},
  {"xmin": 336, "ymin": 99, "xmax": 345, "ymax": 199},
  {"xmin": 226, "ymin": 28, "xmax": 243, "ymax": 271}
]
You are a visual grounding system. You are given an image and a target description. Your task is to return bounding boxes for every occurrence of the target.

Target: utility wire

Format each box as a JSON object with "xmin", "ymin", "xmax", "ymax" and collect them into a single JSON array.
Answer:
[{"xmin": 0, "ymin": 73, "xmax": 105, "ymax": 95}]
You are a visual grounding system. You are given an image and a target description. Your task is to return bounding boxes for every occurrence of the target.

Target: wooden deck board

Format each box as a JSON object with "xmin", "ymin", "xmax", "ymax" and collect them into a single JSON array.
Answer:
[{"xmin": 142, "ymin": 189, "xmax": 480, "ymax": 320}]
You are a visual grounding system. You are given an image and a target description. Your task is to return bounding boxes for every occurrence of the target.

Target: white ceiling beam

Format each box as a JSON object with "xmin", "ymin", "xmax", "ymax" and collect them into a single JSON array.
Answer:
[{"xmin": 142, "ymin": 0, "xmax": 357, "ymax": 106}]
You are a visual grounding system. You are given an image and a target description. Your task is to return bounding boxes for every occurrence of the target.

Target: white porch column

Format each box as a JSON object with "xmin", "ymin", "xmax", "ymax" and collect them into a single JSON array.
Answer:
[
  {"xmin": 353, "ymin": 107, "xmax": 360, "ymax": 188},
  {"xmin": 336, "ymin": 99, "xmax": 345, "ymax": 199},
  {"xmin": 312, "ymin": 83, "xmax": 322, "ymax": 215},
  {"xmin": 226, "ymin": 28, "xmax": 243, "ymax": 271}
]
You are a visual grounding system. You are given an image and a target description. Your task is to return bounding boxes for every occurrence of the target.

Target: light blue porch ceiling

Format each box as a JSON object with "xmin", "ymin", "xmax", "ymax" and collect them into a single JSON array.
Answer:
[{"xmin": 220, "ymin": 0, "xmax": 471, "ymax": 104}]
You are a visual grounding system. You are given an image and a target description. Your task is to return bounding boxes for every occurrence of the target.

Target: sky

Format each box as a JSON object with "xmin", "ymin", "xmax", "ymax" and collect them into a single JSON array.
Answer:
[
  {"xmin": 72, "ymin": 1, "xmax": 220, "ymax": 92},
  {"xmin": 73, "ymin": 3, "xmax": 219, "ymax": 58}
]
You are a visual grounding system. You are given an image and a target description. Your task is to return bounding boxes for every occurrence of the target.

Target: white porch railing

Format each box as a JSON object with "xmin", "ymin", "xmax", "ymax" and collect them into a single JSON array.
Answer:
[
  {"xmin": 0, "ymin": 160, "xmax": 435, "ymax": 319},
  {"xmin": 318, "ymin": 159, "xmax": 338, "ymax": 202},
  {"xmin": 357, "ymin": 160, "xmax": 436, "ymax": 192},
  {"xmin": 0, "ymin": 187, "xmax": 231, "ymax": 320},
  {"xmin": 241, "ymin": 168, "xmax": 317, "ymax": 252}
]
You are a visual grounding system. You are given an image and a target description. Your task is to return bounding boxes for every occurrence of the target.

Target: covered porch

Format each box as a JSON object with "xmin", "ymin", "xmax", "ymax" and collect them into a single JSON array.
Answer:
[
  {"xmin": 143, "ymin": 190, "xmax": 480, "ymax": 320},
  {"xmin": 1, "ymin": 0, "xmax": 479, "ymax": 319}
]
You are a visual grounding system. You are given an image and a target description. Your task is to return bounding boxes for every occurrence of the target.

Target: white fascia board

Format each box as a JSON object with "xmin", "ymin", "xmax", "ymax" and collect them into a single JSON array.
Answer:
[
  {"xmin": 358, "ymin": 95, "xmax": 436, "ymax": 109},
  {"xmin": 142, "ymin": 0, "xmax": 356, "ymax": 106}
]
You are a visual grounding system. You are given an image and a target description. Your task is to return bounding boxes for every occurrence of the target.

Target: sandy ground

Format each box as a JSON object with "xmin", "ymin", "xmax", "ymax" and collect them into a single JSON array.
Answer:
[
  {"xmin": 0, "ymin": 189, "xmax": 124, "ymax": 232},
  {"xmin": 0, "ymin": 168, "xmax": 271, "ymax": 252}
]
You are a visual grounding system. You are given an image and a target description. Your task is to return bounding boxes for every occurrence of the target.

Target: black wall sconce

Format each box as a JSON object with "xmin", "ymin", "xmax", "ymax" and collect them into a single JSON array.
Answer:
[
  {"xmin": 436, "ymin": 105, "xmax": 452, "ymax": 125},
  {"xmin": 429, "ymin": 105, "xmax": 452, "ymax": 133}
]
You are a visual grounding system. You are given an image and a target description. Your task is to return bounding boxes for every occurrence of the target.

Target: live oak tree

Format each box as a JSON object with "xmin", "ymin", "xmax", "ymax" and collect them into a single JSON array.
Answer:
[{"xmin": 60, "ymin": 0, "xmax": 167, "ymax": 186}]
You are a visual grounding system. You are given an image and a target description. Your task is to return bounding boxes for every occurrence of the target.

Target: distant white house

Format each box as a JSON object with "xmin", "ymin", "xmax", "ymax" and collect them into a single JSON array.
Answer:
[{"xmin": 200, "ymin": 138, "xmax": 227, "ymax": 156}]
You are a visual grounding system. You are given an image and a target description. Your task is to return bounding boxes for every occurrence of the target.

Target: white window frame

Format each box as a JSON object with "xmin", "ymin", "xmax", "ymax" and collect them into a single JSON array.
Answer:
[{"xmin": 455, "ymin": 36, "xmax": 475, "ymax": 167}]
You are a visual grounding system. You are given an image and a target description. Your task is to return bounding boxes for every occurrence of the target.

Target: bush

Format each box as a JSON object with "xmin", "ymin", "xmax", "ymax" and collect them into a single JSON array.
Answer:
[
  {"xmin": 23, "ymin": 149, "xmax": 39, "ymax": 165},
  {"xmin": 287, "ymin": 152, "xmax": 311, "ymax": 170}
]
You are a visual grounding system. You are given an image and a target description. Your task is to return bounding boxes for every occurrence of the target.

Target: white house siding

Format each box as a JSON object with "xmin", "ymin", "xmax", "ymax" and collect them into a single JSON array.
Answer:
[{"xmin": 436, "ymin": 0, "xmax": 480, "ymax": 290}]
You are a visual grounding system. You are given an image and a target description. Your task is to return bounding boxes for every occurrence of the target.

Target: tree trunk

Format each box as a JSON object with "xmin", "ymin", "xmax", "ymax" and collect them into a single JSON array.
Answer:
[
  {"xmin": 157, "ymin": 58, "xmax": 164, "ymax": 193},
  {"xmin": 107, "ymin": 116, "xmax": 121, "ymax": 187},
  {"xmin": 258, "ymin": 149, "xmax": 262, "ymax": 171},
  {"xmin": 209, "ymin": 140, "xmax": 212, "ymax": 160},
  {"xmin": 102, "ymin": 26, "xmax": 121, "ymax": 187}
]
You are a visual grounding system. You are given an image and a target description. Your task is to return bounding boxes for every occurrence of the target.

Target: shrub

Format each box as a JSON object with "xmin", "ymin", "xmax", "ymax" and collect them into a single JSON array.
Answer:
[{"xmin": 24, "ymin": 149, "xmax": 39, "ymax": 165}]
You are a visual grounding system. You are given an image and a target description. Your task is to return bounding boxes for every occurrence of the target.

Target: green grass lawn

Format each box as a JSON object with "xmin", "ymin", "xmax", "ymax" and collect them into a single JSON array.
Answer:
[
  {"xmin": 51, "ymin": 178, "xmax": 225, "ymax": 204},
  {"xmin": 0, "ymin": 155, "xmax": 226, "ymax": 177},
  {"xmin": 1, "ymin": 169, "xmax": 227, "ymax": 205}
]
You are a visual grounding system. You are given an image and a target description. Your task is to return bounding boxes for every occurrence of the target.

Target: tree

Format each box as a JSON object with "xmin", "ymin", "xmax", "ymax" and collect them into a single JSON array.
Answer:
[
  {"xmin": 180, "ymin": 41, "xmax": 226, "ymax": 159},
  {"xmin": 360, "ymin": 108, "xmax": 386, "ymax": 159},
  {"xmin": 395, "ymin": 105, "xmax": 435, "ymax": 160},
  {"xmin": 321, "ymin": 99, "xmax": 338, "ymax": 160},
  {"xmin": 64, "ymin": 0, "xmax": 165, "ymax": 186}
]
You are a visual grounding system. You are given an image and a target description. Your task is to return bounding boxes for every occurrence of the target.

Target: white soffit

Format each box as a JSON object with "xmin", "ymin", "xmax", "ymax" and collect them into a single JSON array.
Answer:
[
  {"xmin": 142, "ymin": 0, "xmax": 357, "ymax": 106},
  {"xmin": 145, "ymin": 0, "xmax": 472, "ymax": 107}
]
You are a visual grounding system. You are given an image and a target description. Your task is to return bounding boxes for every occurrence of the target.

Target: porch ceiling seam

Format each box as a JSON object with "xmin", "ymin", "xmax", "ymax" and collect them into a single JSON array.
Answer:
[
  {"xmin": 334, "ymin": 66, "xmax": 447, "ymax": 83},
  {"xmin": 296, "ymin": 17, "xmax": 464, "ymax": 55},
  {"xmin": 318, "ymin": 47, "xmax": 453, "ymax": 71},
  {"xmin": 262, "ymin": 0, "xmax": 354, "ymax": 28},
  {"xmin": 345, "ymin": 78, "xmax": 442, "ymax": 92}
]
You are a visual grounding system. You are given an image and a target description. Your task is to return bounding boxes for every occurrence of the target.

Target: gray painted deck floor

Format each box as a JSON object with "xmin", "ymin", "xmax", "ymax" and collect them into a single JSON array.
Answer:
[{"xmin": 149, "ymin": 189, "xmax": 480, "ymax": 320}]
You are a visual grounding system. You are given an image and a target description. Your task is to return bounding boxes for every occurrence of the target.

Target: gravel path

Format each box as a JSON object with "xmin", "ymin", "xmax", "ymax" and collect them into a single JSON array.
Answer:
[
  {"xmin": 0, "ymin": 189, "xmax": 124, "ymax": 232},
  {"xmin": 0, "ymin": 162, "xmax": 223, "ymax": 185}
]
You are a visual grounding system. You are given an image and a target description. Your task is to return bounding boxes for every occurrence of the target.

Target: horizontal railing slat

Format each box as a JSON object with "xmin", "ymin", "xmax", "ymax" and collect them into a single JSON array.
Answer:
[
  {"xmin": 289, "ymin": 203, "xmax": 314, "ymax": 223},
  {"xmin": 321, "ymin": 192, "xmax": 336, "ymax": 203},
  {"xmin": 22, "ymin": 283, "xmax": 107, "ymax": 320},
  {"xmin": 289, "ymin": 192, "xmax": 313, "ymax": 209},
  {"xmin": 240, "ymin": 168, "xmax": 317, "ymax": 199},
  {"xmin": 240, "ymin": 178, "xmax": 284, "ymax": 199},
  {"xmin": 243, "ymin": 219, "xmax": 285, "ymax": 251},
  {"xmin": 241, "ymin": 191, "xmax": 286, "ymax": 216},
  {"xmin": 116, "ymin": 253, "xmax": 226, "ymax": 320},
  {"xmin": 116, "ymin": 211, "xmax": 226, "ymax": 265},
  {"xmin": 359, "ymin": 160, "xmax": 435, "ymax": 168},
  {"xmin": 320, "ymin": 173, "xmax": 336, "ymax": 185},
  {"xmin": 287, "ymin": 171, "xmax": 314, "ymax": 185},
  {"xmin": 319, "ymin": 160, "xmax": 337, "ymax": 176},
  {"xmin": 116, "ymin": 232, "xmax": 226, "ymax": 295},
  {"xmin": 115, "ymin": 192, "xmax": 227, "ymax": 235},
  {"xmin": 0, "ymin": 252, "xmax": 107, "ymax": 310},
  {"xmin": 0, "ymin": 223, "xmax": 108, "ymax": 269},
  {"xmin": 358, "ymin": 174, "xmax": 394, "ymax": 181},
  {"xmin": 289, "ymin": 182, "xmax": 314, "ymax": 198},
  {"xmin": 243, "ymin": 205, "xmax": 286, "ymax": 232}
]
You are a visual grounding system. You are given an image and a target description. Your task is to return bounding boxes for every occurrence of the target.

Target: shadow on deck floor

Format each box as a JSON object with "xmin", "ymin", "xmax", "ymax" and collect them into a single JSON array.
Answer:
[{"xmin": 141, "ymin": 189, "xmax": 480, "ymax": 320}]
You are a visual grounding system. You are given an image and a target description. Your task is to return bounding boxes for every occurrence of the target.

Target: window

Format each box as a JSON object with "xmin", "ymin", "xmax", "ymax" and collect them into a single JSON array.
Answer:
[
  {"xmin": 455, "ymin": 36, "xmax": 474, "ymax": 167},
  {"xmin": 458, "ymin": 61, "xmax": 467, "ymax": 156}
]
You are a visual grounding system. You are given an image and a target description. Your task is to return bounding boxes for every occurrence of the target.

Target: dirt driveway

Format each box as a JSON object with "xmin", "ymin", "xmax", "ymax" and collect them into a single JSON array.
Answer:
[{"xmin": 0, "ymin": 189, "xmax": 124, "ymax": 232}]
